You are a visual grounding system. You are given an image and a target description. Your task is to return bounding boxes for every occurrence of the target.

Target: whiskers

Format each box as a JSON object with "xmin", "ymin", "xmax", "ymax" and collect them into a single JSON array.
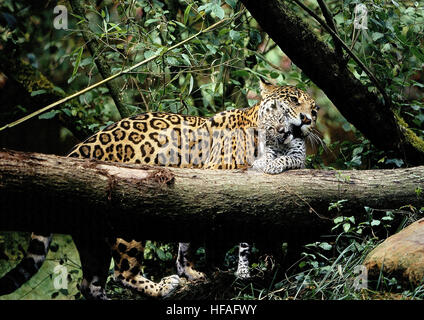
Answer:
[{"xmin": 307, "ymin": 128, "xmax": 330, "ymax": 154}]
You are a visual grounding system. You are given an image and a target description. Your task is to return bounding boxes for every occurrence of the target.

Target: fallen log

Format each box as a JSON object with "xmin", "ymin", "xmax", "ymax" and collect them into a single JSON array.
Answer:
[
  {"xmin": 364, "ymin": 218, "xmax": 424, "ymax": 287},
  {"xmin": 0, "ymin": 149, "xmax": 423, "ymax": 243}
]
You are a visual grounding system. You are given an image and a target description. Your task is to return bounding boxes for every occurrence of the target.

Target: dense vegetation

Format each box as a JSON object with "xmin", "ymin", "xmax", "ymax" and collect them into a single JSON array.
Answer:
[{"xmin": 0, "ymin": 0, "xmax": 423, "ymax": 300}]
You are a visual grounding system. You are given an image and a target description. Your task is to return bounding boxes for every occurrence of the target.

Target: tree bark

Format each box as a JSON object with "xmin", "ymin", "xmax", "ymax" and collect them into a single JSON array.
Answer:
[
  {"xmin": 0, "ymin": 149, "xmax": 423, "ymax": 243},
  {"xmin": 240, "ymin": 0, "xmax": 424, "ymax": 165}
]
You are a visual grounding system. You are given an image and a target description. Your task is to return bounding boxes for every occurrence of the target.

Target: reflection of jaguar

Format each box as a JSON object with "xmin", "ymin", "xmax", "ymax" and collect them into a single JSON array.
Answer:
[{"xmin": 0, "ymin": 80, "xmax": 318, "ymax": 299}]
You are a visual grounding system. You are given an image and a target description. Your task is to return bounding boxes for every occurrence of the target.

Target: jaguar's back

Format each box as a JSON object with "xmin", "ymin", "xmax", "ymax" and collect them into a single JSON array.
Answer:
[{"xmin": 67, "ymin": 106, "xmax": 260, "ymax": 169}]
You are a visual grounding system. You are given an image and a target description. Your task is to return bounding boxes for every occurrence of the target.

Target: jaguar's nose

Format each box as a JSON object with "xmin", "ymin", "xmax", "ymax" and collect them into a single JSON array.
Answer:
[{"xmin": 300, "ymin": 113, "xmax": 311, "ymax": 126}]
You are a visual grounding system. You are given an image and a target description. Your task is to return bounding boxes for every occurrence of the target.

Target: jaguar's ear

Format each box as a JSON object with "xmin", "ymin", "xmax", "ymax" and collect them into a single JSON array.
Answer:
[{"xmin": 259, "ymin": 78, "xmax": 273, "ymax": 97}]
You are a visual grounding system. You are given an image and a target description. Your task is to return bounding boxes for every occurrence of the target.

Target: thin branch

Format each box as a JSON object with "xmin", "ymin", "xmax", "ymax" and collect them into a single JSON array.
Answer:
[
  {"xmin": 0, "ymin": 18, "xmax": 232, "ymax": 133},
  {"xmin": 290, "ymin": 0, "xmax": 391, "ymax": 108},
  {"xmin": 316, "ymin": 0, "xmax": 342, "ymax": 57}
]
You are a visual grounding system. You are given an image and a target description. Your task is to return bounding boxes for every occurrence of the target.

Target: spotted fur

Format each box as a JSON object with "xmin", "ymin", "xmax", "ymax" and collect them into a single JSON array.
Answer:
[{"xmin": 0, "ymin": 80, "xmax": 318, "ymax": 299}]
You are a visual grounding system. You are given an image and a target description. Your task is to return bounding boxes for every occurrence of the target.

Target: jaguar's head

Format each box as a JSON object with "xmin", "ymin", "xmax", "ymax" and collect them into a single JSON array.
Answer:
[{"xmin": 257, "ymin": 79, "xmax": 319, "ymax": 144}]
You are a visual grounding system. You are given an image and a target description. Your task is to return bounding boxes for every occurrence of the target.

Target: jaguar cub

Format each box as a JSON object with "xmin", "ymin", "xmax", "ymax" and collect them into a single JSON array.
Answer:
[{"xmin": 0, "ymin": 80, "xmax": 318, "ymax": 299}]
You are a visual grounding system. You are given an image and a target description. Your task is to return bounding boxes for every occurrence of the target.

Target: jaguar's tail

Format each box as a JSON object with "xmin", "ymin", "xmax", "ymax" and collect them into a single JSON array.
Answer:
[{"xmin": 0, "ymin": 233, "xmax": 52, "ymax": 295}]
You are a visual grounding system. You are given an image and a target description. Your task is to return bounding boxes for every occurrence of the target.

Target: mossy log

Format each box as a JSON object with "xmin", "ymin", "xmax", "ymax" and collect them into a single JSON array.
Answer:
[{"xmin": 0, "ymin": 149, "xmax": 423, "ymax": 243}]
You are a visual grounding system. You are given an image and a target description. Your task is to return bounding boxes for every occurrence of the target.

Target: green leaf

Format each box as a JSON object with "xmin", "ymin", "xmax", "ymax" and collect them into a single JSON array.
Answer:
[
  {"xmin": 410, "ymin": 47, "xmax": 424, "ymax": 62},
  {"xmin": 343, "ymin": 223, "xmax": 351, "ymax": 233},
  {"xmin": 205, "ymin": 44, "xmax": 217, "ymax": 55},
  {"xmin": 184, "ymin": 3, "xmax": 193, "ymax": 25},
  {"xmin": 364, "ymin": 206, "xmax": 372, "ymax": 213},
  {"xmin": 156, "ymin": 47, "xmax": 168, "ymax": 56},
  {"xmin": 52, "ymin": 86, "xmax": 65, "ymax": 96},
  {"xmin": 174, "ymin": 21, "xmax": 186, "ymax": 28},
  {"xmin": 385, "ymin": 158, "xmax": 404, "ymax": 167},
  {"xmin": 333, "ymin": 216, "xmax": 344, "ymax": 224},
  {"xmin": 188, "ymin": 74, "xmax": 194, "ymax": 95},
  {"xmin": 213, "ymin": 6, "xmax": 225, "ymax": 19},
  {"xmin": 412, "ymin": 80, "xmax": 424, "ymax": 88},
  {"xmin": 225, "ymin": 0, "xmax": 237, "ymax": 9},
  {"xmin": 145, "ymin": 18, "xmax": 160, "ymax": 26},
  {"xmin": 30, "ymin": 89, "xmax": 46, "ymax": 97},
  {"xmin": 371, "ymin": 220, "xmax": 381, "ymax": 226},
  {"xmin": 72, "ymin": 47, "xmax": 83, "ymax": 79},
  {"xmin": 372, "ymin": 32, "xmax": 384, "ymax": 41},
  {"xmin": 156, "ymin": 248, "xmax": 166, "ymax": 261},
  {"xmin": 39, "ymin": 110, "xmax": 59, "ymax": 120},
  {"xmin": 144, "ymin": 50, "xmax": 156, "ymax": 59},
  {"xmin": 62, "ymin": 108, "xmax": 72, "ymax": 117},
  {"xmin": 229, "ymin": 30, "xmax": 241, "ymax": 41},
  {"xmin": 181, "ymin": 53, "xmax": 191, "ymax": 66},
  {"xmin": 198, "ymin": 3, "xmax": 213, "ymax": 12},
  {"xmin": 319, "ymin": 242, "xmax": 332, "ymax": 251},
  {"xmin": 232, "ymin": 69, "xmax": 249, "ymax": 77},
  {"xmin": 166, "ymin": 56, "xmax": 179, "ymax": 65},
  {"xmin": 381, "ymin": 43, "xmax": 391, "ymax": 53},
  {"xmin": 200, "ymin": 2, "xmax": 225, "ymax": 20}
]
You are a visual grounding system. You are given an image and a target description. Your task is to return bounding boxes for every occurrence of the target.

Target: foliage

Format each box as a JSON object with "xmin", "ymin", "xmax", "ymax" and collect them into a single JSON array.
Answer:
[
  {"xmin": 231, "ymin": 204, "xmax": 424, "ymax": 300},
  {"xmin": 298, "ymin": 0, "xmax": 424, "ymax": 169},
  {"xmin": 0, "ymin": 233, "xmax": 83, "ymax": 300},
  {"xmin": 0, "ymin": 0, "xmax": 424, "ymax": 300}
]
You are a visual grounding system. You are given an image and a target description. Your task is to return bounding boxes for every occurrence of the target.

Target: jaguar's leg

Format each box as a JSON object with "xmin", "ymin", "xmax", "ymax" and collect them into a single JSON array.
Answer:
[
  {"xmin": 112, "ymin": 239, "xmax": 180, "ymax": 298},
  {"xmin": 176, "ymin": 242, "xmax": 206, "ymax": 281},
  {"xmin": 235, "ymin": 242, "xmax": 251, "ymax": 279},
  {"xmin": 252, "ymin": 139, "xmax": 306, "ymax": 174},
  {"xmin": 72, "ymin": 234, "xmax": 111, "ymax": 300}
]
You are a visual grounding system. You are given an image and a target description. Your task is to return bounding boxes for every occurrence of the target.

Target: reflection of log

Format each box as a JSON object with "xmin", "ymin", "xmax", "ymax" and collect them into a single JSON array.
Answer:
[{"xmin": 0, "ymin": 149, "xmax": 423, "ymax": 243}]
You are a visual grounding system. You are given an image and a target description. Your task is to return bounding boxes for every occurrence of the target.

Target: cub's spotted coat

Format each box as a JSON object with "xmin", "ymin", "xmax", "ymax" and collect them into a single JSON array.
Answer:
[{"xmin": 0, "ymin": 81, "xmax": 318, "ymax": 299}]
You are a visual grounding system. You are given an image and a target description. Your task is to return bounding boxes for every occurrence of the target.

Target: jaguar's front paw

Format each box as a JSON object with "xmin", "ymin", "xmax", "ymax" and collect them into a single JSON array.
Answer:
[
  {"xmin": 159, "ymin": 275, "xmax": 181, "ymax": 298},
  {"xmin": 179, "ymin": 266, "xmax": 207, "ymax": 281},
  {"xmin": 251, "ymin": 159, "xmax": 266, "ymax": 172},
  {"xmin": 235, "ymin": 266, "xmax": 251, "ymax": 280}
]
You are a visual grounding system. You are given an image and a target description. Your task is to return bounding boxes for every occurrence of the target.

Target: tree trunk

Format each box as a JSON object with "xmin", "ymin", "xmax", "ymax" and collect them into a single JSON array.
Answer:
[
  {"xmin": 0, "ymin": 149, "xmax": 422, "ymax": 243},
  {"xmin": 240, "ymin": 0, "xmax": 424, "ymax": 165}
]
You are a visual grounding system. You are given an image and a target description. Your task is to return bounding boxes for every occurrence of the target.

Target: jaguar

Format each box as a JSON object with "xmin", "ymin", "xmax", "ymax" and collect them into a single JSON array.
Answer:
[{"xmin": 0, "ymin": 80, "xmax": 318, "ymax": 299}]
